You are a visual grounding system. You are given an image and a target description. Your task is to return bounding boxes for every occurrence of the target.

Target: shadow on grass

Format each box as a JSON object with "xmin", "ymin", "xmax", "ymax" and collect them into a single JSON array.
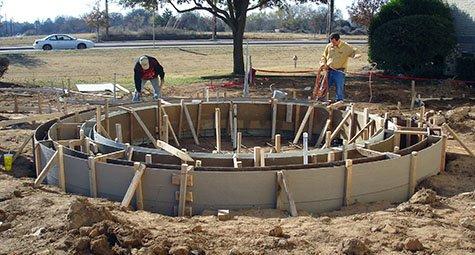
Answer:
[{"xmin": 3, "ymin": 53, "xmax": 46, "ymax": 68}]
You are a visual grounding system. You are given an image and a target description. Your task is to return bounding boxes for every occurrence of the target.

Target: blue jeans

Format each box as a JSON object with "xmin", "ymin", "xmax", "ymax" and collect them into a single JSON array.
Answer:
[{"xmin": 328, "ymin": 69, "xmax": 346, "ymax": 101}]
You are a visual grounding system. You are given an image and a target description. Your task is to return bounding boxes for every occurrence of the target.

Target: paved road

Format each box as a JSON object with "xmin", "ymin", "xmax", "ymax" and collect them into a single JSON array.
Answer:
[{"xmin": 0, "ymin": 39, "xmax": 367, "ymax": 53}]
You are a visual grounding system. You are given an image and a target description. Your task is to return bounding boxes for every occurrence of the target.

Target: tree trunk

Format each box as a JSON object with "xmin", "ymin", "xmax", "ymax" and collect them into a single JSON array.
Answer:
[
  {"xmin": 232, "ymin": 26, "xmax": 245, "ymax": 75},
  {"xmin": 105, "ymin": 0, "xmax": 109, "ymax": 40},
  {"xmin": 326, "ymin": 0, "xmax": 334, "ymax": 39}
]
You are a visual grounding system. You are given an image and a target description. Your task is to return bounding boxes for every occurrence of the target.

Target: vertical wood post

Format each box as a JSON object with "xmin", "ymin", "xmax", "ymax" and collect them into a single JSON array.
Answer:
[
  {"xmin": 303, "ymin": 132, "xmax": 308, "ymax": 164},
  {"xmin": 406, "ymin": 118, "xmax": 411, "ymax": 147},
  {"xmin": 134, "ymin": 162, "xmax": 144, "ymax": 210},
  {"xmin": 363, "ymin": 108, "xmax": 369, "ymax": 140},
  {"xmin": 344, "ymin": 159, "xmax": 353, "ymax": 206},
  {"xmin": 275, "ymin": 134, "xmax": 281, "ymax": 153},
  {"xmin": 58, "ymin": 145, "xmax": 66, "ymax": 192},
  {"xmin": 96, "ymin": 106, "xmax": 102, "ymax": 136},
  {"xmin": 178, "ymin": 163, "xmax": 189, "ymax": 216},
  {"xmin": 88, "ymin": 156, "xmax": 97, "ymax": 197},
  {"xmin": 115, "ymin": 124, "xmax": 123, "ymax": 143},
  {"xmin": 105, "ymin": 99, "xmax": 110, "ymax": 135},
  {"xmin": 327, "ymin": 150, "xmax": 336, "ymax": 162},
  {"xmin": 408, "ymin": 151, "xmax": 418, "ymax": 198},
  {"xmin": 233, "ymin": 104, "xmax": 238, "ymax": 149},
  {"xmin": 260, "ymin": 149, "xmax": 266, "ymax": 167},
  {"xmin": 34, "ymin": 142, "xmax": 41, "ymax": 177},
  {"xmin": 348, "ymin": 104, "xmax": 355, "ymax": 139},
  {"xmin": 342, "ymin": 139, "xmax": 348, "ymax": 161},
  {"xmin": 161, "ymin": 114, "xmax": 169, "ymax": 143},
  {"xmin": 215, "ymin": 108, "xmax": 221, "ymax": 152},
  {"xmin": 271, "ymin": 99, "xmax": 277, "ymax": 140},
  {"xmin": 325, "ymin": 131, "xmax": 332, "ymax": 148},
  {"xmin": 178, "ymin": 99, "xmax": 184, "ymax": 138},
  {"xmin": 205, "ymin": 87, "xmax": 209, "ymax": 102},
  {"xmin": 236, "ymin": 132, "xmax": 242, "ymax": 154},
  {"xmin": 440, "ymin": 135, "xmax": 447, "ymax": 173},
  {"xmin": 254, "ymin": 146, "xmax": 261, "ymax": 167},
  {"xmin": 145, "ymin": 154, "xmax": 152, "ymax": 164}
]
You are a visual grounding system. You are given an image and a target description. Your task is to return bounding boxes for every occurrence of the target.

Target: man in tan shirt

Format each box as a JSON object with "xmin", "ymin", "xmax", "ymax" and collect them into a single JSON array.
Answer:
[{"xmin": 319, "ymin": 33, "xmax": 360, "ymax": 101}]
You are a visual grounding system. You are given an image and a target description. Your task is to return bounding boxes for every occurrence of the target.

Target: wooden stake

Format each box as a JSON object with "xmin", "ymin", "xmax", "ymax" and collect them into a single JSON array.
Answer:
[
  {"xmin": 58, "ymin": 145, "xmax": 66, "ymax": 192},
  {"xmin": 303, "ymin": 132, "xmax": 308, "ymax": 164},
  {"xmin": 34, "ymin": 142, "xmax": 41, "ymax": 177},
  {"xmin": 275, "ymin": 134, "xmax": 281, "ymax": 153},
  {"xmin": 105, "ymin": 99, "xmax": 110, "ymax": 135},
  {"xmin": 363, "ymin": 108, "xmax": 369, "ymax": 140},
  {"xmin": 12, "ymin": 134, "xmax": 33, "ymax": 163},
  {"xmin": 121, "ymin": 162, "xmax": 146, "ymax": 208},
  {"xmin": 348, "ymin": 104, "xmax": 355, "ymax": 139},
  {"xmin": 115, "ymin": 123, "xmax": 123, "ymax": 143},
  {"xmin": 325, "ymin": 130, "xmax": 332, "ymax": 148},
  {"xmin": 161, "ymin": 114, "xmax": 169, "ymax": 143},
  {"xmin": 178, "ymin": 99, "xmax": 184, "ymax": 138},
  {"xmin": 215, "ymin": 108, "xmax": 221, "ymax": 152},
  {"xmin": 408, "ymin": 151, "xmax": 418, "ymax": 198},
  {"xmin": 419, "ymin": 105, "xmax": 425, "ymax": 124},
  {"xmin": 236, "ymin": 132, "xmax": 242, "ymax": 153},
  {"xmin": 276, "ymin": 171, "xmax": 298, "ymax": 217},
  {"xmin": 293, "ymin": 105, "xmax": 314, "ymax": 144},
  {"xmin": 406, "ymin": 118, "xmax": 411, "ymax": 147},
  {"xmin": 88, "ymin": 156, "xmax": 98, "ymax": 197},
  {"xmin": 96, "ymin": 106, "xmax": 102, "ymax": 136},
  {"xmin": 342, "ymin": 139, "xmax": 348, "ymax": 161},
  {"xmin": 178, "ymin": 164, "xmax": 191, "ymax": 216},
  {"xmin": 182, "ymin": 101, "xmax": 200, "ymax": 145},
  {"xmin": 271, "ymin": 99, "xmax": 277, "ymax": 140},
  {"xmin": 316, "ymin": 119, "xmax": 330, "ymax": 147},
  {"xmin": 205, "ymin": 87, "xmax": 209, "ymax": 102},
  {"xmin": 196, "ymin": 102, "xmax": 202, "ymax": 137},
  {"xmin": 327, "ymin": 150, "xmax": 336, "ymax": 162},
  {"xmin": 156, "ymin": 100, "xmax": 162, "ymax": 139},
  {"xmin": 294, "ymin": 105, "xmax": 301, "ymax": 135},
  {"xmin": 440, "ymin": 135, "xmax": 447, "ymax": 172},
  {"xmin": 233, "ymin": 104, "xmax": 238, "ymax": 149},
  {"xmin": 34, "ymin": 151, "xmax": 59, "ymax": 187},
  {"xmin": 344, "ymin": 159, "xmax": 353, "ymax": 206},
  {"xmin": 443, "ymin": 124, "xmax": 474, "ymax": 157},
  {"xmin": 134, "ymin": 162, "xmax": 144, "ymax": 210},
  {"xmin": 254, "ymin": 146, "xmax": 261, "ymax": 167}
]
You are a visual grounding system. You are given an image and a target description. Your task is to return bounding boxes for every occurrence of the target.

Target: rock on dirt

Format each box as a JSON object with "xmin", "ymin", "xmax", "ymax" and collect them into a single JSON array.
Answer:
[
  {"xmin": 269, "ymin": 226, "xmax": 285, "ymax": 237},
  {"xmin": 67, "ymin": 197, "xmax": 115, "ymax": 229},
  {"xmin": 90, "ymin": 234, "xmax": 114, "ymax": 255},
  {"xmin": 409, "ymin": 188, "xmax": 438, "ymax": 205},
  {"xmin": 338, "ymin": 238, "xmax": 371, "ymax": 255},
  {"xmin": 404, "ymin": 238, "xmax": 424, "ymax": 252},
  {"xmin": 169, "ymin": 245, "xmax": 190, "ymax": 255}
]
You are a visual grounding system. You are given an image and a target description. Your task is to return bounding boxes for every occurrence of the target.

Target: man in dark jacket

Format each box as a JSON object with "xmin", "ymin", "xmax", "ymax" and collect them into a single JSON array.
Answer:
[{"xmin": 133, "ymin": 55, "xmax": 165, "ymax": 102}]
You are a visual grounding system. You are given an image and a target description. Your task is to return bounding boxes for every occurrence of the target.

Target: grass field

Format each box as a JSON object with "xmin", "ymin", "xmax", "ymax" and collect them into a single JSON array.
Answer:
[{"xmin": 1, "ymin": 44, "xmax": 369, "ymax": 90}]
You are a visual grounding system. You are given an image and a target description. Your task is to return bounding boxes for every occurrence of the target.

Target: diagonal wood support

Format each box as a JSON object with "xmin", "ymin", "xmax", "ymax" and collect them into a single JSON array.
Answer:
[
  {"xmin": 276, "ymin": 171, "xmax": 298, "ymax": 217},
  {"xmin": 121, "ymin": 162, "xmax": 146, "ymax": 208}
]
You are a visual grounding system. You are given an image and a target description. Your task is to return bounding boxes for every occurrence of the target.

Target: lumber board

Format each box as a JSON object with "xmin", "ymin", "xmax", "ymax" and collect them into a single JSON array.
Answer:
[
  {"xmin": 276, "ymin": 171, "xmax": 298, "ymax": 217},
  {"xmin": 182, "ymin": 101, "xmax": 200, "ymax": 145},
  {"xmin": 344, "ymin": 159, "xmax": 353, "ymax": 206},
  {"xmin": 88, "ymin": 157, "xmax": 98, "ymax": 197},
  {"xmin": 443, "ymin": 124, "xmax": 474, "ymax": 157},
  {"xmin": 156, "ymin": 140, "xmax": 194, "ymax": 162},
  {"xmin": 34, "ymin": 151, "xmax": 58, "ymax": 187},
  {"xmin": 293, "ymin": 105, "xmax": 314, "ymax": 144},
  {"xmin": 12, "ymin": 134, "xmax": 33, "ymax": 163},
  {"xmin": 121, "ymin": 163, "xmax": 146, "ymax": 208}
]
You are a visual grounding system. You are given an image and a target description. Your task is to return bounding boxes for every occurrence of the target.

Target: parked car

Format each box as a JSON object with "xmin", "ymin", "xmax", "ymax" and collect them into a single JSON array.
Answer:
[{"xmin": 33, "ymin": 34, "xmax": 94, "ymax": 50}]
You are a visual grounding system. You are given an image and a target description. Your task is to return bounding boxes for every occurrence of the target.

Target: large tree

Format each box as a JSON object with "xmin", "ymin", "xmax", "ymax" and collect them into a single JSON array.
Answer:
[
  {"xmin": 83, "ymin": 1, "xmax": 108, "ymax": 41},
  {"xmin": 348, "ymin": 0, "xmax": 387, "ymax": 28},
  {"xmin": 119, "ymin": 0, "xmax": 327, "ymax": 75}
]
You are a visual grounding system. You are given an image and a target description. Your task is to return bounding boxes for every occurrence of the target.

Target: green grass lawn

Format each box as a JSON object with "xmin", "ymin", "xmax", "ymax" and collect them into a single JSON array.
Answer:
[{"xmin": 1, "ymin": 44, "xmax": 369, "ymax": 90}]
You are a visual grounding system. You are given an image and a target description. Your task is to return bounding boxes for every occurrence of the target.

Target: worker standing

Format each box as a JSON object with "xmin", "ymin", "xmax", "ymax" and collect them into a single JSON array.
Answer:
[
  {"xmin": 319, "ymin": 33, "xmax": 360, "ymax": 102},
  {"xmin": 133, "ymin": 55, "xmax": 165, "ymax": 102}
]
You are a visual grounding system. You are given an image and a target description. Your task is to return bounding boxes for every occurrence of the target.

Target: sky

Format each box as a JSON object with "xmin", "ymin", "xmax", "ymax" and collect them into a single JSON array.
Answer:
[{"xmin": 1, "ymin": 0, "xmax": 353, "ymax": 23}]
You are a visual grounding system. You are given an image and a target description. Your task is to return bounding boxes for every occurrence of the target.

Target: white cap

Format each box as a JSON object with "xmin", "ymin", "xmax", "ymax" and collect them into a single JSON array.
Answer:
[{"xmin": 139, "ymin": 56, "xmax": 149, "ymax": 69}]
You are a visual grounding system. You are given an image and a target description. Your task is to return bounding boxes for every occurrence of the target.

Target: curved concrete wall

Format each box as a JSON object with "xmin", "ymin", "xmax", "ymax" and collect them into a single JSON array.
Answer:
[{"xmin": 34, "ymin": 101, "xmax": 444, "ymax": 216}]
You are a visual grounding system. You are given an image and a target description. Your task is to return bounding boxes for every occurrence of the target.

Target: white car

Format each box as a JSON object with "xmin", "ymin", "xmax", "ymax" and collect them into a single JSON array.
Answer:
[{"xmin": 33, "ymin": 34, "xmax": 95, "ymax": 50}]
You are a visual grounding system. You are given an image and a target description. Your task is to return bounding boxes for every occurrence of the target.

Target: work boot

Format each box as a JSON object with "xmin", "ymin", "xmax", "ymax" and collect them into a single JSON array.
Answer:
[{"xmin": 132, "ymin": 92, "xmax": 141, "ymax": 102}]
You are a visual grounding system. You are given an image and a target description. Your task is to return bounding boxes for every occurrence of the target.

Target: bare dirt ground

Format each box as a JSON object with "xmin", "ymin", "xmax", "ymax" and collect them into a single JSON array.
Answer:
[{"xmin": 0, "ymin": 77, "xmax": 474, "ymax": 255}]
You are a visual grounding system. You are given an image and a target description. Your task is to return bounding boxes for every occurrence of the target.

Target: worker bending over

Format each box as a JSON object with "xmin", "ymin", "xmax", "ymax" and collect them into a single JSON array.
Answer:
[
  {"xmin": 133, "ymin": 55, "xmax": 165, "ymax": 102},
  {"xmin": 319, "ymin": 33, "xmax": 360, "ymax": 102}
]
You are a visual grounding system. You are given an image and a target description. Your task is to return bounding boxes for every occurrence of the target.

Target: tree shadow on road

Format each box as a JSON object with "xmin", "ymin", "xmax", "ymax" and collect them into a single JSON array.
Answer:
[{"xmin": 2, "ymin": 54, "xmax": 46, "ymax": 68}]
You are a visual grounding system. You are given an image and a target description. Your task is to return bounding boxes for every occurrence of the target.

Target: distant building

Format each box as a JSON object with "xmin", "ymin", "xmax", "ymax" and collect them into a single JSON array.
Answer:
[{"xmin": 446, "ymin": 0, "xmax": 475, "ymax": 54}]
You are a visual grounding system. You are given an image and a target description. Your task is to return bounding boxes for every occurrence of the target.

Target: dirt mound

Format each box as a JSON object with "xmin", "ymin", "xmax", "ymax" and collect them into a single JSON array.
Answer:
[
  {"xmin": 67, "ymin": 197, "xmax": 116, "ymax": 229},
  {"xmin": 409, "ymin": 188, "xmax": 439, "ymax": 205},
  {"xmin": 445, "ymin": 106, "xmax": 475, "ymax": 133}
]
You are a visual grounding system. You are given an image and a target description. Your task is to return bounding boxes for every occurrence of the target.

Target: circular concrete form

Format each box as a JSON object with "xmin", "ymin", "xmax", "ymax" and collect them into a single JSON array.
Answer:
[{"xmin": 33, "ymin": 98, "xmax": 446, "ymax": 216}]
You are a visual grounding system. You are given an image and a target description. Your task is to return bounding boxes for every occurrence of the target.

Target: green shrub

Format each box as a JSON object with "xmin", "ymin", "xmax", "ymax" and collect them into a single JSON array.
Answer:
[
  {"xmin": 368, "ymin": 0, "xmax": 455, "ymax": 77},
  {"xmin": 369, "ymin": 0, "xmax": 453, "ymax": 35},
  {"xmin": 0, "ymin": 57, "xmax": 9, "ymax": 78},
  {"xmin": 456, "ymin": 55, "xmax": 475, "ymax": 81},
  {"xmin": 370, "ymin": 15, "xmax": 455, "ymax": 77}
]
